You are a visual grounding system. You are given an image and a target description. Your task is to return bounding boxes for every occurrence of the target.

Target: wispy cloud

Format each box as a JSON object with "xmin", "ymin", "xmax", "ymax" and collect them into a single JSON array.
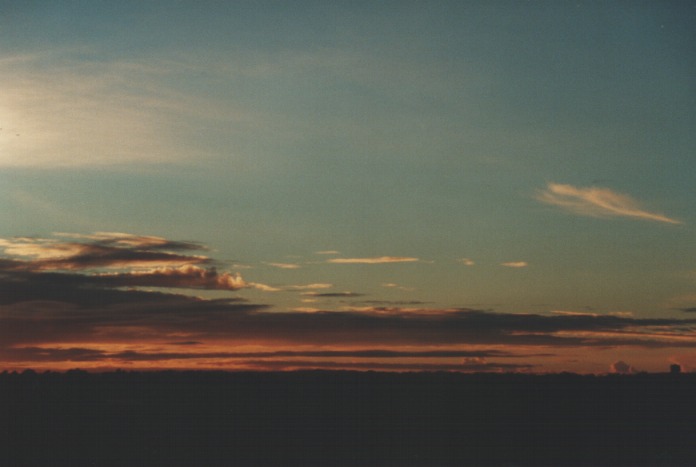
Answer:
[
  {"xmin": 265, "ymin": 262, "xmax": 301, "ymax": 269},
  {"xmin": 315, "ymin": 250, "xmax": 340, "ymax": 255},
  {"xmin": 458, "ymin": 258, "xmax": 475, "ymax": 266},
  {"xmin": 284, "ymin": 283, "xmax": 334, "ymax": 291},
  {"xmin": 501, "ymin": 261, "xmax": 528, "ymax": 268},
  {"xmin": 0, "ymin": 51, "xmax": 251, "ymax": 168},
  {"xmin": 537, "ymin": 183, "xmax": 682, "ymax": 224},
  {"xmin": 381, "ymin": 283, "xmax": 415, "ymax": 291},
  {"xmin": 328, "ymin": 256, "xmax": 419, "ymax": 264}
]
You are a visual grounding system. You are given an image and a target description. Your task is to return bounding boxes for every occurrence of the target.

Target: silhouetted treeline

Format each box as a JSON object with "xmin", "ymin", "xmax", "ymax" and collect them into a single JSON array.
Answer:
[{"xmin": 1, "ymin": 370, "xmax": 695, "ymax": 466}]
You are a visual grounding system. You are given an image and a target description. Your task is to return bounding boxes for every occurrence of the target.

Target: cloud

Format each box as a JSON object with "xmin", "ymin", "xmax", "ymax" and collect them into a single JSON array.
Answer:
[
  {"xmin": 458, "ymin": 258, "xmax": 475, "ymax": 266},
  {"xmin": 234, "ymin": 360, "xmax": 535, "ymax": 372},
  {"xmin": 501, "ymin": 261, "xmax": 528, "ymax": 268},
  {"xmin": 3, "ymin": 347, "xmax": 522, "ymax": 363},
  {"xmin": 0, "ymin": 52, "xmax": 233, "ymax": 168},
  {"xmin": 353, "ymin": 300, "xmax": 431, "ymax": 306},
  {"xmin": 0, "ymin": 344, "xmax": 535, "ymax": 372},
  {"xmin": 537, "ymin": 183, "xmax": 682, "ymax": 224},
  {"xmin": 0, "ymin": 233, "xmax": 269, "ymax": 303},
  {"xmin": 4, "ymin": 46, "xmax": 461, "ymax": 171},
  {"xmin": 3, "ymin": 232, "xmax": 696, "ymax": 369},
  {"xmin": 56, "ymin": 232, "xmax": 206, "ymax": 251},
  {"xmin": 0, "ymin": 234, "xmax": 209, "ymax": 270},
  {"xmin": 315, "ymin": 250, "xmax": 340, "ymax": 255},
  {"xmin": 381, "ymin": 283, "xmax": 415, "ymax": 291},
  {"xmin": 265, "ymin": 262, "xmax": 301, "ymax": 269},
  {"xmin": 291, "ymin": 307, "xmax": 322, "ymax": 313},
  {"xmin": 328, "ymin": 256, "xmax": 419, "ymax": 264},
  {"xmin": 302, "ymin": 292, "xmax": 365, "ymax": 298},
  {"xmin": 95, "ymin": 265, "xmax": 248, "ymax": 290},
  {"xmin": 285, "ymin": 283, "xmax": 334, "ymax": 290}
]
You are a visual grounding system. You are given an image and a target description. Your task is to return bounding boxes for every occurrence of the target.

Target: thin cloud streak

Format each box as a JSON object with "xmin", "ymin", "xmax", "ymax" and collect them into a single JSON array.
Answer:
[
  {"xmin": 328, "ymin": 256, "xmax": 419, "ymax": 264},
  {"xmin": 284, "ymin": 283, "xmax": 334, "ymax": 291},
  {"xmin": 537, "ymin": 183, "xmax": 682, "ymax": 224},
  {"xmin": 266, "ymin": 262, "xmax": 301, "ymax": 269},
  {"xmin": 501, "ymin": 262, "xmax": 528, "ymax": 268}
]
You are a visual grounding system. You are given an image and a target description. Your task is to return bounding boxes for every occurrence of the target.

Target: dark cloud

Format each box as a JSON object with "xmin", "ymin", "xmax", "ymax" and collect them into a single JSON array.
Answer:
[
  {"xmin": 353, "ymin": 300, "xmax": 432, "ymax": 306},
  {"xmin": 98, "ymin": 349, "xmax": 526, "ymax": 361},
  {"xmin": 0, "ymin": 259, "xmax": 27, "ymax": 271},
  {"xmin": 30, "ymin": 243, "xmax": 210, "ymax": 270},
  {"xmin": 235, "ymin": 360, "xmax": 535, "ymax": 372},
  {"xmin": 1, "ymin": 346, "xmax": 107, "ymax": 362},
  {"xmin": 2, "ymin": 287, "xmax": 695, "ymax": 352},
  {"xmin": 92, "ymin": 265, "xmax": 247, "ymax": 290},
  {"xmin": 0, "ymin": 346, "xmax": 540, "ymax": 370},
  {"xmin": 305, "ymin": 292, "xmax": 365, "ymax": 298},
  {"xmin": 0, "ymin": 269, "xmax": 192, "ymax": 307},
  {"xmin": 0, "ymin": 234, "xmax": 210, "ymax": 271},
  {"xmin": 85, "ymin": 234, "xmax": 206, "ymax": 252},
  {"xmin": 680, "ymin": 308, "xmax": 696, "ymax": 313}
]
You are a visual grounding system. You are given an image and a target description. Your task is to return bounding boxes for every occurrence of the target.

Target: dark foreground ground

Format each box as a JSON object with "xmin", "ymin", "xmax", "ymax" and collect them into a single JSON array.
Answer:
[{"xmin": 1, "ymin": 370, "xmax": 695, "ymax": 466}]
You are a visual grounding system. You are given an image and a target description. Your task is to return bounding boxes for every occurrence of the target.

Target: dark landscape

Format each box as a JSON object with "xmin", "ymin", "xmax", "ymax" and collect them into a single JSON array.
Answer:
[{"xmin": 2, "ymin": 370, "xmax": 695, "ymax": 467}]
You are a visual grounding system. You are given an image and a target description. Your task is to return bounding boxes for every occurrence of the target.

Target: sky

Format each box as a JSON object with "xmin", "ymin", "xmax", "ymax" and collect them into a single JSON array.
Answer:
[{"xmin": 1, "ymin": 1, "xmax": 695, "ymax": 374}]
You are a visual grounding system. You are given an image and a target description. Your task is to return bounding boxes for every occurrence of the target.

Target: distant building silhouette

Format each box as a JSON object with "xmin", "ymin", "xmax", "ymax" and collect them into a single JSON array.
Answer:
[{"xmin": 670, "ymin": 364, "xmax": 681, "ymax": 375}]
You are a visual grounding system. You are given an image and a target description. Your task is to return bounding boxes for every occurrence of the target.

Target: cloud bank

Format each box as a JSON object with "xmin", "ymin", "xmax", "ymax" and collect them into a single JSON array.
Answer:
[{"xmin": 2, "ymin": 232, "xmax": 696, "ymax": 372}]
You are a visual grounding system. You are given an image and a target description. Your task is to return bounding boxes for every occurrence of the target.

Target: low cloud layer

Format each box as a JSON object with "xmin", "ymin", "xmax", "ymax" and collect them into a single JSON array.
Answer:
[
  {"xmin": 537, "ymin": 183, "xmax": 682, "ymax": 224},
  {"xmin": 2, "ymin": 232, "xmax": 696, "ymax": 371}
]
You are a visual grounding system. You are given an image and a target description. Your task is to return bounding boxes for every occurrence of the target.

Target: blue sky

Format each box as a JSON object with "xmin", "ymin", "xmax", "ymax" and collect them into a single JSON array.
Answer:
[{"xmin": 1, "ymin": 1, "xmax": 695, "ymax": 372}]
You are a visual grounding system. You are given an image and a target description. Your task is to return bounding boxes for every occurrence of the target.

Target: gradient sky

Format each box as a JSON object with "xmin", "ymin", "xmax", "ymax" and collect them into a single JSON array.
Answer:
[{"xmin": 1, "ymin": 1, "xmax": 695, "ymax": 373}]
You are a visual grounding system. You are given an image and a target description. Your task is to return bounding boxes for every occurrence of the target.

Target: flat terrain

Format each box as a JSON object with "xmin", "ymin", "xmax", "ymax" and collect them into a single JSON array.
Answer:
[{"xmin": 1, "ymin": 370, "xmax": 694, "ymax": 466}]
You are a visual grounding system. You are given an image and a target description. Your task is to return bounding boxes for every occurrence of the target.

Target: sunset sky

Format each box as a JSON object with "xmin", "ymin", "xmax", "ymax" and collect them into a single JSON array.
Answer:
[{"xmin": 1, "ymin": 1, "xmax": 695, "ymax": 373}]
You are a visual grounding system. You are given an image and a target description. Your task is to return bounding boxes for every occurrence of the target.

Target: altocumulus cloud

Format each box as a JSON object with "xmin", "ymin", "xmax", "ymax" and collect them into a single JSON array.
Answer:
[{"xmin": 537, "ymin": 183, "xmax": 682, "ymax": 224}]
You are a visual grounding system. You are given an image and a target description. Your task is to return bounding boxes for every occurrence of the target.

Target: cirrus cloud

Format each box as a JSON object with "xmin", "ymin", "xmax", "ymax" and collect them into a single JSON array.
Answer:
[{"xmin": 536, "ymin": 183, "xmax": 682, "ymax": 224}]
